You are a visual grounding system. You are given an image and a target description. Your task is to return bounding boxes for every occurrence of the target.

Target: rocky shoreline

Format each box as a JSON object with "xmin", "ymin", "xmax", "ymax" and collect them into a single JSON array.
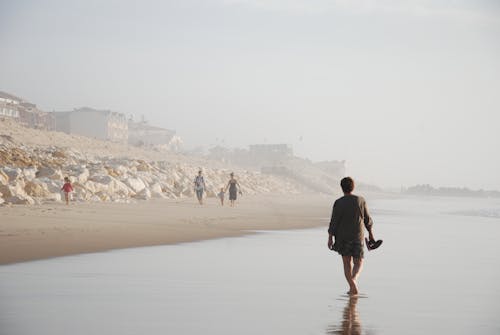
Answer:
[
  {"xmin": 0, "ymin": 143, "xmax": 301, "ymax": 205},
  {"xmin": 0, "ymin": 120, "xmax": 301, "ymax": 205}
]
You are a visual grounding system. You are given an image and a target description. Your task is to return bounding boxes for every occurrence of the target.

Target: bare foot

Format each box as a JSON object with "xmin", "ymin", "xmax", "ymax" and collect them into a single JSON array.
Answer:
[{"xmin": 347, "ymin": 284, "xmax": 359, "ymax": 295}]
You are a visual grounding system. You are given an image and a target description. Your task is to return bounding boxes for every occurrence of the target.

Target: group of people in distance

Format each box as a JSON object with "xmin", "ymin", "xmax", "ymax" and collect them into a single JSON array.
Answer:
[
  {"xmin": 58, "ymin": 170, "xmax": 242, "ymax": 207},
  {"xmin": 193, "ymin": 170, "xmax": 241, "ymax": 206}
]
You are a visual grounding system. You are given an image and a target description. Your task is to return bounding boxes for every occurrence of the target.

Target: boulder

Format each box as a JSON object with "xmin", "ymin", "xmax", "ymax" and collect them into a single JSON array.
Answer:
[
  {"xmin": 24, "ymin": 181, "xmax": 50, "ymax": 198},
  {"xmin": 23, "ymin": 168, "xmax": 37, "ymax": 181},
  {"xmin": 150, "ymin": 183, "xmax": 165, "ymax": 198},
  {"xmin": 0, "ymin": 170, "xmax": 8, "ymax": 186},
  {"xmin": 5, "ymin": 194, "xmax": 35, "ymax": 205},
  {"xmin": 134, "ymin": 188, "xmax": 151, "ymax": 200},
  {"xmin": 36, "ymin": 167, "xmax": 63, "ymax": 180},
  {"xmin": 83, "ymin": 180, "xmax": 97, "ymax": 194},
  {"xmin": 111, "ymin": 179, "xmax": 133, "ymax": 196},
  {"xmin": 51, "ymin": 150, "xmax": 66, "ymax": 158},
  {"xmin": 95, "ymin": 192, "xmax": 110, "ymax": 202},
  {"xmin": 2, "ymin": 167, "xmax": 22, "ymax": 181},
  {"xmin": 136, "ymin": 161, "xmax": 152, "ymax": 172},
  {"xmin": 90, "ymin": 174, "xmax": 114, "ymax": 185},
  {"xmin": 124, "ymin": 177, "xmax": 146, "ymax": 193},
  {"xmin": 0, "ymin": 182, "xmax": 27, "ymax": 199},
  {"xmin": 75, "ymin": 168, "xmax": 89, "ymax": 184}
]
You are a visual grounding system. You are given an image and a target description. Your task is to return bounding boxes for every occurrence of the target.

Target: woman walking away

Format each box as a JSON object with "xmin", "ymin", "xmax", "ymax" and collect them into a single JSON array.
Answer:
[
  {"xmin": 225, "ymin": 172, "xmax": 241, "ymax": 207},
  {"xmin": 327, "ymin": 177, "xmax": 379, "ymax": 295}
]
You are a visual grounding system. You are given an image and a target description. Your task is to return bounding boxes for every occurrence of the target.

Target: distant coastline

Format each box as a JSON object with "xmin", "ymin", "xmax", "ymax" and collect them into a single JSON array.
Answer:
[{"xmin": 402, "ymin": 184, "xmax": 500, "ymax": 198}]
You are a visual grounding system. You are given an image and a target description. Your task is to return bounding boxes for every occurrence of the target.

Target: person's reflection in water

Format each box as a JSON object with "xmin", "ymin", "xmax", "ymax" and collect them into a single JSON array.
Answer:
[{"xmin": 326, "ymin": 295, "xmax": 362, "ymax": 335}]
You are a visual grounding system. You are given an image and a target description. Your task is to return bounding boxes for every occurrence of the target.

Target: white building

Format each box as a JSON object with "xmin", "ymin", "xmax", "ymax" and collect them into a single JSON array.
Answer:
[
  {"xmin": 54, "ymin": 107, "xmax": 128, "ymax": 143},
  {"xmin": 128, "ymin": 120, "xmax": 180, "ymax": 151},
  {"xmin": 0, "ymin": 91, "xmax": 21, "ymax": 105},
  {"xmin": 0, "ymin": 91, "xmax": 21, "ymax": 119}
]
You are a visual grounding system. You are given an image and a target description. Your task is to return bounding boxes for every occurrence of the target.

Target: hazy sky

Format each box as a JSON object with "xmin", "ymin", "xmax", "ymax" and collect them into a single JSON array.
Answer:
[{"xmin": 1, "ymin": 0, "xmax": 499, "ymax": 189}]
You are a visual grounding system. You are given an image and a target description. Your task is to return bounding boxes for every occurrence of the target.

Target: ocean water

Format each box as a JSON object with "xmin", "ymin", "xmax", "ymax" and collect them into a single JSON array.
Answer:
[{"xmin": 1, "ymin": 196, "xmax": 499, "ymax": 335}]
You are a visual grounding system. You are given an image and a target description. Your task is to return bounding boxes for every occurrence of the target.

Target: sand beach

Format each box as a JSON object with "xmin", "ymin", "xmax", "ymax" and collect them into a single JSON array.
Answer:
[{"xmin": 0, "ymin": 194, "xmax": 333, "ymax": 264}]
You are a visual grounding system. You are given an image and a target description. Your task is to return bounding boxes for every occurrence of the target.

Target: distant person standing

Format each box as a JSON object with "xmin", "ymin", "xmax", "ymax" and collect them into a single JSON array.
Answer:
[
  {"xmin": 328, "ymin": 177, "xmax": 379, "ymax": 295},
  {"xmin": 61, "ymin": 176, "xmax": 73, "ymax": 205},
  {"xmin": 193, "ymin": 170, "xmax": 206, "ymax": 205},
  {"xmin": 225, "ymin": 172, "xmax": 241, "ymax": 207}
]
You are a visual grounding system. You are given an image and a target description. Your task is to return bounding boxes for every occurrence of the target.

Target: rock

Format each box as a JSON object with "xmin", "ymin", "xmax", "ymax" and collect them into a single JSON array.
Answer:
[
  {"xmin": 2, "ymin": 167, "xmax": 22, "ymax": 181},
  {"xmin": 150, "ymin": 183, "xmax": 165, "ymax": 198},
  {"xmin": 124, "ymin": 177, "xmax": 146, "ymax": 193},
  {"xmin": 134, "ymin": 188, "xmax": 151, "ymax": 200},
  {"xmin": 83, "ymin": 180, "xmax": 97, "ymax": 194},
  {"xmin": 90, "ymin": 174, "xmax": 113, "ymax": 185},
  {"xmin": 95, "ymin": 192, "xmax": 110, "ymax": 202},
  {"xmin": 0, "ymin": 170, "xmax": 8, "ymax": 185},
  {"xmin": 23, "ymin": 167, "xmax": 38, "ymax": 181},
  {"xmin": 24, "ymin": 181, "xmax": 50, "ymax": 197},
  {"xmin": 5, "ymin": 194, "xmax": 35, "ymax": 205},
  {"xmin": 36, "ymin": 167, "xmax": 63, "ymax": 180},
  {"xmin": 0, "ymin": 182, "xmax": 27, "ymax": 199},
  {"xmin": 75, "ymin": 168, "xmax": 89, "ymax": 184},
  {"xmin": 52, "ymin": 150, "xmax": 66, "ymax": 158},
  {"xmin": 112, "ymin": 179, "xmax": 133, "ymax": 196},
  {"xmin": 136, "ymin": 161, "xmax": 152, "ymax": 172}
]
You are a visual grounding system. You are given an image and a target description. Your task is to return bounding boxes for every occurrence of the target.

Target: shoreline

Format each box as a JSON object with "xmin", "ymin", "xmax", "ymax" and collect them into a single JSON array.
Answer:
[{"xmin": 0, "ymin": 194, "xmax": 333, "ymax": 265}]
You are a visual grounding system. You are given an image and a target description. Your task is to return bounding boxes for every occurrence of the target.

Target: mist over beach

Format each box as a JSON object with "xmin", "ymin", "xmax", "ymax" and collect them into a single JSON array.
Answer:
[{"xmin": 1, "ymin": 0, "xmax": 500, "ymax": 334}]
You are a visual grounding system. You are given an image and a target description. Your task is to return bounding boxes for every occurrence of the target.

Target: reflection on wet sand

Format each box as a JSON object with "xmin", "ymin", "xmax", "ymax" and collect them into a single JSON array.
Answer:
[{"xmin": 326, "ymin": 296, "xmax": 363, "ymax": 335}]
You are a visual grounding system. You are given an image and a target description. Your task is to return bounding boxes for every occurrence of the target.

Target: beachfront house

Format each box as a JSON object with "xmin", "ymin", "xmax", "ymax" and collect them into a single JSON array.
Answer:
[
  {"xmin": 53, "ymin": 107, "xmax": 128, "ymax": 143},
  {"xmin": 0, "ymin": 91, "xmax": 22, "ymax": 121},
  {"xmin": 128, "ymin": 120, "xmax": 177, "ymax": 149},
  {"xmin": 0, "ymin": 91, "xmax": 55, "ymax": 130}
]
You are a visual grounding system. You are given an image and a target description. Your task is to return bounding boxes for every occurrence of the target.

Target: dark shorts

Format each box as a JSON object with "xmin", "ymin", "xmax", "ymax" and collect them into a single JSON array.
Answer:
[
  {"xmin": 196, "ymin": 189, "xmax": 204, "ymax": 199},
  {"xmin": 333, "ymin": 239, "xmax": 364, "ymax": 259}
]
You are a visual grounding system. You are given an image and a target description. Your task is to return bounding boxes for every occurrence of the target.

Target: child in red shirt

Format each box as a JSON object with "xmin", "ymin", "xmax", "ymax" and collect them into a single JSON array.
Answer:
[{"xmin": 61, "ymin": 177, "xmax": 73, "ymax": 205}]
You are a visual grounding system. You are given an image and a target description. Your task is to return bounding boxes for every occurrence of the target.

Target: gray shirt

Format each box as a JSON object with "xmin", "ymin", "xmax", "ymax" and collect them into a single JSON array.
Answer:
[{"xmin": 328, "ymin": 194, "xmax": 373, "ymax": 243}]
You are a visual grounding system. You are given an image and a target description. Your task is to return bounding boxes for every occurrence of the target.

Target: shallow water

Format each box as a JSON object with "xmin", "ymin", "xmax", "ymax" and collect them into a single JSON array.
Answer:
[{"xmin": 1, "ymin": 196, "xmax": 500, "ymax": 334}]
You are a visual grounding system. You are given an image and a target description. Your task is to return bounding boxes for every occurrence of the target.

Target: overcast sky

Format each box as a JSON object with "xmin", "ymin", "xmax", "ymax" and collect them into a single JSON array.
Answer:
[{"xmin": 1, "ymin": 0, "xmax": 499, "ymax": 189}]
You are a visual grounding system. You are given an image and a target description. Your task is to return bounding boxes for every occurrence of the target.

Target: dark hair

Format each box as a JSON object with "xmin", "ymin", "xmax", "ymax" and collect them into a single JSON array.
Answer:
[{"xmin": 340, "ymin": 177, "xmax": 355, "ymax": 193}]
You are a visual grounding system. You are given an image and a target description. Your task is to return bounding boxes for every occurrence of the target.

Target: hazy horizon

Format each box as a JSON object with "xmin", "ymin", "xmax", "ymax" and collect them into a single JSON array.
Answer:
[{"xmin": 1, "ymin": 0, "xmax": 499, "ymax": 190}]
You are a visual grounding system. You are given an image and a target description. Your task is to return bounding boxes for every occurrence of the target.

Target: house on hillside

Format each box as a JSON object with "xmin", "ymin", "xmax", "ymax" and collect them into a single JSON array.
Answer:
[
  {"xmin": 54, "ymin": 107, "xmax": 128, "ymax": 143},
  {"xmin": 0, "ymin": 91, "xmax": 55, "ymax": 130},
  {"xmin": 128, "ymin": 120, "xmax": 180, "ymax": 151}
]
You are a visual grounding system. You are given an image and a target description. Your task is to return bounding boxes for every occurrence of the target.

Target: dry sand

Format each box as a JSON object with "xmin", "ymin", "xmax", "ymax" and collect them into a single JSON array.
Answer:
[{"xmin": 0, "ymin": 194, "xmax": 334, "ymax": 264}]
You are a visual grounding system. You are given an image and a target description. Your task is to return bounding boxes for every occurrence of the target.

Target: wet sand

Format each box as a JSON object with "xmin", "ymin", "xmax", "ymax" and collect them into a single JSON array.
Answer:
[
  {"xmin": 0, "ymin": 194, "xmax": 334, "ymax": 264},
  {"xmin": 1, "ymin": 196, "xmax": 499, "ymax": 334}
]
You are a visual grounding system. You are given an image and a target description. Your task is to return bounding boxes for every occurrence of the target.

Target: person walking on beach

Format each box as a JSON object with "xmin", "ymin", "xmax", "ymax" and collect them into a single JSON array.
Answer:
[
  {"xmin": 217, "ymin": 187, "xmax": 225, "ymax": 206},
  {"xmin": 193, "ymin": 170, "xmax": 206, "ymax": 205},
  {"xmin": 225, "ymin": 172, "xmax": 241, "ymax": 207},
  {"xmin": 328, "ymin": 177, "xmax": 377, "ymax": 295},
  {"xmin": 61, "ymin": 176, "xmax": 73, "ymax": 205}
]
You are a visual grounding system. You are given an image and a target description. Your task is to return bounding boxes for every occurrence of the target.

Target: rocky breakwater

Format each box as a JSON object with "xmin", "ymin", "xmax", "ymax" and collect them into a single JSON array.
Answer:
[{"xmin": 0, "ymin": 143, "xmax": 300, "ymax": 205}]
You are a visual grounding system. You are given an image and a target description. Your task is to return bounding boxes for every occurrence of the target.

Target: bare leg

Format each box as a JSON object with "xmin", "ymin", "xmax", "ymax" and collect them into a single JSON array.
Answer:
[
  {"xmin": 342, "ymin": 256, "xmax": 358, "ymax": 295},
  {"xmin": 352, "ymin": 257, "xmax": 363, "ymax": 282},
  {"xmin": 65, "ymin": 193, "xmax": 69, "ymax": 205}
]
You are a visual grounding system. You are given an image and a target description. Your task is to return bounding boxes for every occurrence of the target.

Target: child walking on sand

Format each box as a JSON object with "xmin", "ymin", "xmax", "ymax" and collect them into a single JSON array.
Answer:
[
  {"xmin": 217, "ymin": 188, "xmax": 225, "ymax": 206},
  {"xmin": 61, "ymin": 176, "xmax": 73, "ymax": 205}
]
